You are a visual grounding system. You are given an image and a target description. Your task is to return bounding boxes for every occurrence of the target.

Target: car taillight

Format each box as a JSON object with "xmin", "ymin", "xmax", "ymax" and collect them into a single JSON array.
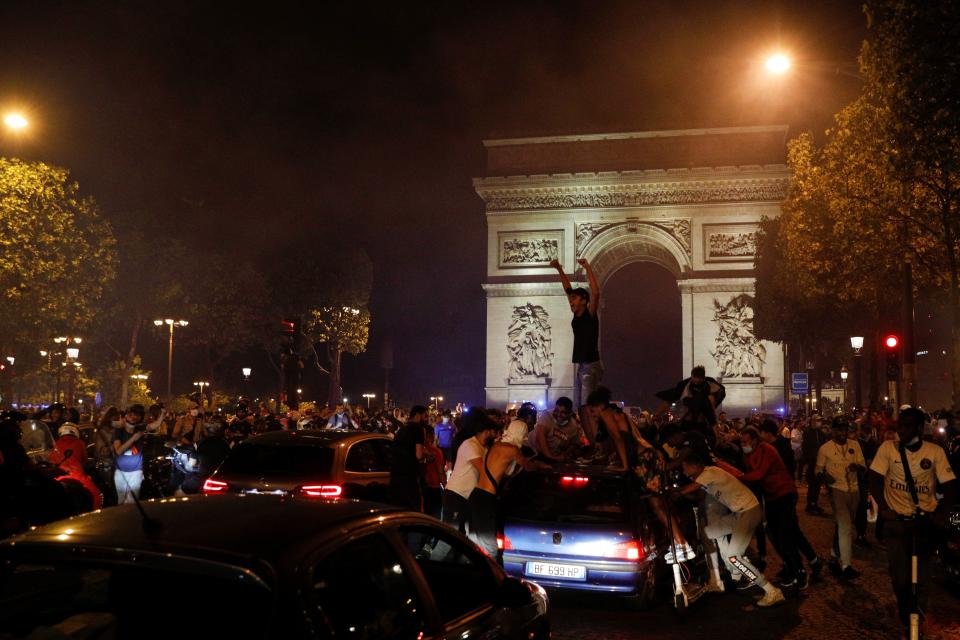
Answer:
[
  {"xmin": 605, "ymin": 540, "xmax": 644, "ymax": 561},
  {"xmin": 298, "ymin": 484, "xmax": 343, "ymax": 498},
  {"xmin": 560, "ymin": 475, "xmax": 589, "ymax": 487},
  {"xmin": 202, "ymin": 478, "xmax": 228, "ymax": 494},
  {"xmin": 496, "ymin": 533, "xmax": 513, "ymax": 550}
]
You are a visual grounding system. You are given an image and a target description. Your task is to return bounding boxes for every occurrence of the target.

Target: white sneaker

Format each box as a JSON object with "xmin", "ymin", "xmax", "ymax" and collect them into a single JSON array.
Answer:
[{"xmin": 756, "ymin": 588, "xmax": 785, "ymax": 608}]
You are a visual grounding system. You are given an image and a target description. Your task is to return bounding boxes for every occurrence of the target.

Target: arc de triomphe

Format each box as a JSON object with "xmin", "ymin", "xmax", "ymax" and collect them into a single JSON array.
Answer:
[{"xmin": 475, "ymin": 125, "xmax": 789, "ymax": 415}]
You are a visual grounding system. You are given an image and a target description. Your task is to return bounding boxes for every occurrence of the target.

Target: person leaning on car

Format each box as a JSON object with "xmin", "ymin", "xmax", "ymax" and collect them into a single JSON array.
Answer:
[{"xmin": 390, "ymin": 405, "xmax": 428, "ymax": 512}]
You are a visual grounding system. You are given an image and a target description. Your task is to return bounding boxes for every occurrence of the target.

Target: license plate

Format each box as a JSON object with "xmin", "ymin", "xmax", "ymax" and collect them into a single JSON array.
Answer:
[
  {"xmin": 245, "ymin": 488, "xmax": 286, "ymax": 495},
  {"xmin": 525, "ymin": 562, "xmax": 586, "ymax": 581}
]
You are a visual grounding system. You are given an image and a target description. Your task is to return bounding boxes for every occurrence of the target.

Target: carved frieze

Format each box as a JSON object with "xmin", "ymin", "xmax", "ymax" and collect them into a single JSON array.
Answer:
[
  {"xmin": 497, "ymin": 230, "xmax": 562, "ymax": 268},
  {"xmin": 507, "ymin": 303, "xmax": 553, "ymax": 381},
  {"xmin": 480, "ymin": 178, "xmax": 789, "ymax": 212},
  {"xmin": 710, "ymin": 294, "xmax": 766, "ymax": 378},
  {"xmin": 703, "ymin": 223, "xmax": 759, "ymax": 262}
]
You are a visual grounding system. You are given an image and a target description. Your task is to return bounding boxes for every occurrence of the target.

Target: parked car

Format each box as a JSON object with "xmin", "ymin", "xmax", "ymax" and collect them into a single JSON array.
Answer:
[
  {"xmin": 500, "ymin": 465, "xmax": 663, "ymax": 609},
  {"xmin": 0, "ymin": 495, "xmax": 549, "ymax": 639},
  {"xmin": 202, "ymin": 430, "xmax": 393, "ymax": 502}
]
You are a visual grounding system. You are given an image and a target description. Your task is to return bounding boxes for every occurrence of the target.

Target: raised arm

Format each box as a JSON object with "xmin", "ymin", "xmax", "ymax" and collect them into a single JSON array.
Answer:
[
  {"xmin": 578, "ymin": 258, "xmax": 600, "ymax": 315},
  {"xmin": 549, "ymin": 259, "xmax": 573, "ymax": 293}
]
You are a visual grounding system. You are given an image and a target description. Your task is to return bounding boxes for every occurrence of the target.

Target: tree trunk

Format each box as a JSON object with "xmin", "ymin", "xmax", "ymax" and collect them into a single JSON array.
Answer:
[
  {"xmin": 327, "ymin": 347, "xmax": 342, "ymax": 409},
  {"xmin": 943, "ymin": 202, "xmax": 960, "ymax": 411},
  {"xmin": 120, "ymin": 314, "xmax": 143, "ymax": 408}
]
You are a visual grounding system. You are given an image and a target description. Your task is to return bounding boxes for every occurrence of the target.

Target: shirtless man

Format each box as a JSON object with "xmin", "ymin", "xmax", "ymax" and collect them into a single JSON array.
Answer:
[{"xmin": 469, "ymin": 406, "xmax": 548, "ymax": 558}]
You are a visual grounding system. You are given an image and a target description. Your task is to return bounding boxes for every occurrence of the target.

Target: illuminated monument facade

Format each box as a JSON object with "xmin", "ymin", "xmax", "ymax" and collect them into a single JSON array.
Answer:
[{"xmin": 475, "ymin": 126, "xmax": 790, "ymax": 414}]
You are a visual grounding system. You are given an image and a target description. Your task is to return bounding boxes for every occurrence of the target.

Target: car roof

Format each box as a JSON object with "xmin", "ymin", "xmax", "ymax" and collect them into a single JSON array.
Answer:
[
  {"xmin": 245, "ymin": 429, "xmax": 388, "ymax": 447},
  {"xmin": 3, "ymin": 496, "xmax": 406, "ymax": 574}
]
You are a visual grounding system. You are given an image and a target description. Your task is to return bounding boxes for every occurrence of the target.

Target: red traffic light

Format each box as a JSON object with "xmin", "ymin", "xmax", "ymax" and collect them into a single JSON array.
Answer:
[
  {"xmin": 884, "ymin": 335, "xmax": 899, "ymax": 349},
  {"xmin": 281, "ymin": 319, "xmax": 296, "ymax": 335}
]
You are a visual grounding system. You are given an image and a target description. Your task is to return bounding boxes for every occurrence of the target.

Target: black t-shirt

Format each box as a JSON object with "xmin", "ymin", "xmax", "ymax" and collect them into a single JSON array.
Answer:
[
  {"xmin": 391, "ymin": 421, "xmax": 425, "ymax": 480},
  {"xmin": 571, "ymin": 310, "xmax": 600, "ymax": 363}
]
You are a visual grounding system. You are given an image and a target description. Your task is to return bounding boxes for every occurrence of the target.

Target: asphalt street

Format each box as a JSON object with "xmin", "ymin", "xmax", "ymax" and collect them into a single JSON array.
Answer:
[{"xmin": 548, "ymin": 487, "xmax": 960, "ymax": 640}]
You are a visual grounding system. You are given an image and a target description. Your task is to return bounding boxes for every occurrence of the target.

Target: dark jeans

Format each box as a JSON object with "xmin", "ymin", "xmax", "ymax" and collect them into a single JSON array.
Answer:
[
  {"xmin": 855, "ymin": 483, "xmax": 869, "ymax": 538},
  {"xmin": 442, "ymin": 490, "xmax": 471, "ymax": 534},
  {"xmin": 765, "ymin": 493, "xmax": 805, "ymax": 576},
  {"xmin": 884, "ymin": 518, "xmax": 932, "ymax": 630},
  {"xmin": 805, "ymin": 459, "xmax": 822, "ymax": 506},
  {"xmin": 423, "ymin": 486, "xmax": 443, "ymax": 519},
  {"xmin": 468, "ymin": 487, "xmax": 500, "ymax": 559},
  {"xmin": 389, "ymin": 476, "xmax": 422, "ymax": 512}
]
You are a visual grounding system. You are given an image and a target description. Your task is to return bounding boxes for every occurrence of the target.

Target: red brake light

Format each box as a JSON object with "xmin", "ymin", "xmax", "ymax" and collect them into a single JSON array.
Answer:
[
  {"xmin": 299, "ymin": 484, "xmax": 343, "ymax": 498},
  {"xmin": 606, "ymin": 540, "xmax": 644, "ymax": 561},
  {"xmin": 560, "ymin": 475, "xmax": 590, "ymax": 487},
  {"xmin": 202, "ymin": 478, "xmax": 228, "ymax": 494},
  {"xmin": 496, "ymin": 533, "xmax": 513, "ymax": 550}
]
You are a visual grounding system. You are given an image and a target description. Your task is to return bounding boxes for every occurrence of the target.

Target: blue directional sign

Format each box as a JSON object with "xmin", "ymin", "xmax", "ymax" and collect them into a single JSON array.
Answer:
[{"xmin": 791, "ymin": 372, "xmax": 809, "ymax": 394}]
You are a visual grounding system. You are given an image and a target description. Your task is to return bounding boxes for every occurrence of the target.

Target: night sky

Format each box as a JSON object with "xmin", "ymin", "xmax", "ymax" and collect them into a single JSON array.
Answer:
[{"xmin": 0, "ymin": 1, "xmax": 866, "ymax": 407}]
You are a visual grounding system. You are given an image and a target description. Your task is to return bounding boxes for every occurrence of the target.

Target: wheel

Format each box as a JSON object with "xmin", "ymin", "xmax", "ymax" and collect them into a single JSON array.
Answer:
[{"xmin": 625, "ymin": 566, "xmax": 658, "ymax": 611}]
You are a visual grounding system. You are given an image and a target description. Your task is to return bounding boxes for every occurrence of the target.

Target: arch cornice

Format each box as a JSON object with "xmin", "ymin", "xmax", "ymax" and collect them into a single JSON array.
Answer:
[{"xmin": 581, "ymin": 223, "xmax": 690, "ymax": 283}]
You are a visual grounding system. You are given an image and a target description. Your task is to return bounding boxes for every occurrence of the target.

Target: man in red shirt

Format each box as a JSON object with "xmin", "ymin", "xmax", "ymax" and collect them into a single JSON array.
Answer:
[
  {"xmin": 739, "ymin": 426, "xmax": 821, "ymax": 589},
  {"xmin": 421, "ymin": 427, "xmax": 446, "ymax": 519}
]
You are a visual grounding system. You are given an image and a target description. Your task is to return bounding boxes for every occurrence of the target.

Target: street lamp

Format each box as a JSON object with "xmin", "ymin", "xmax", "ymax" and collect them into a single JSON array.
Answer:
[
  {"xmin": 53, "ymin": 337, "xmax": 82, "ymax": 406},
  {"xmin": 430, "ymin": 395, "xmax": 444, "ymax": 410},
  {"xmin": 850, "ymin": 336, "xmax": 864, "ymax": 410},
  {"xmin": 193, "ymin": 380, "xmax": 210, "ymax": 408},
  {"xmin": 840, "ymin": 366, "xmax": 849, "ymax": 412},
  {"xmin": 362, "ymin": 393, "xmax": 376, "ymax": 408},
  {"xmin": 765, "ymin": 53, "xmax": 791, "ymax": 74},
  {"xmin": 3, "ymin": 113, "xmax": 28, "ymax": 130},
  {"xmin": 242, "ymin": 367, "xmax": 252, "ymax": 380},
  {"xmin": 155, "ymin": 318, "xmax": 188, "ymax": 399}
]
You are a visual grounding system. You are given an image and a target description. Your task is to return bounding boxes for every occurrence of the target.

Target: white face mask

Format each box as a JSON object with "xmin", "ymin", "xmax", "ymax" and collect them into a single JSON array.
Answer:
[{"xmin": 742, "ymin": 446, "xmax": 754, "ymax": 455}]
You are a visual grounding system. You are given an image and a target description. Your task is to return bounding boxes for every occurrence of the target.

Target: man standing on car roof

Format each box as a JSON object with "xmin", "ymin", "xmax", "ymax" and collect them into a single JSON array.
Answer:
[
  {"xmin": 468, "ymin": 404, "xmax": 547, "ymax": 558},
  {"xmin": 390, "ymin": 405, "xmax": 428, "ymax": 512},
  {"xmin": 550, "ymin": 258, "xmax": 602, "ymax": 431}
]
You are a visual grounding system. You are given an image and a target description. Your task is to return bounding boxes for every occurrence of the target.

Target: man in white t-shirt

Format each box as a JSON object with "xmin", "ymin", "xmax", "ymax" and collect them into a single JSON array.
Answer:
[
  {"xmin": 441, "ymin": 414, "xmax": 500, "ymax": 533},
  {"xmin": 869, "ymin": 408, "xmax": 956, "ymax": 636},
  {"xmin": 679, "ymin": 452, "xmax": 785, "ymax": 608},
  {"xmin": 816, "ymin": 417, "xmax": 867, "ymax": 579}
]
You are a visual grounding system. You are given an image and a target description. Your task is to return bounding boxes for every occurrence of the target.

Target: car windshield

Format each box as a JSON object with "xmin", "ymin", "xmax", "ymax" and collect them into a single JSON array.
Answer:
[
  {"xmin": 502, "ymin": 472, "xmax": 630, "ymax": 524},
  {"xmin": 0, "ymin": 561, "xmax": 272, "ymax": 639},
  {"xmin": 218, "ymin": 442, "xmax": 335, "ymax": 479}
]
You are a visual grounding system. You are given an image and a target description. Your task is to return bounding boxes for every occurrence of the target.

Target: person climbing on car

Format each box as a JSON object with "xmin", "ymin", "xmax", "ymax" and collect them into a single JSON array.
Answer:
[
  {"xmin": 468, "ymin": 405, "xmax": 547, "ymax": 558},
  {"xmin": 678, "ymin": 451, "xmax": 785, "ymax": 608},
  {"xmin": 656, "ymin": 365, "xmax": 725, "ymax": 435}
]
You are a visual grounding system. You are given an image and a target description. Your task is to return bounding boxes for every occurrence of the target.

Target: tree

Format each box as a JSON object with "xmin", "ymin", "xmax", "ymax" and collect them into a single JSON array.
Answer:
[
  {"xmin": 305, "ymin": 305, "xmax": 371, "ymax": 408},
  {"xmin": 0, "ymin": 158, "xmax": 116, "ymax": 360}
]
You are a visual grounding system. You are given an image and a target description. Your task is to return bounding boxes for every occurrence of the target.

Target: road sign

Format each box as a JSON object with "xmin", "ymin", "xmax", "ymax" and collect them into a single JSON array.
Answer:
[{"xmin": 791, "ymin": 372, "xmax": 809, "ymax": 394}]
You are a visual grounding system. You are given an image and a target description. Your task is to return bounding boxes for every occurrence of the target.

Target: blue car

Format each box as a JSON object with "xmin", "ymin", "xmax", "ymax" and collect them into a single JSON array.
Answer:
[{"xmin": 500, "ymin": 465, "xmax": 662, "ymax": 609}]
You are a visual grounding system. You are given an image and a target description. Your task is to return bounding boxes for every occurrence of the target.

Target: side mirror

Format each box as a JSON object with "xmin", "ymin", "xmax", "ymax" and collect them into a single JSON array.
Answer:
[{"xmin": 495, "ymin": 576, "xmax": 534, "ymax": 608}]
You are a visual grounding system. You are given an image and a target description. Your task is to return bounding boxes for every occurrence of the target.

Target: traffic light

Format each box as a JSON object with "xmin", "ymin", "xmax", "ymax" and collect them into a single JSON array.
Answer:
[
  {"xmin": 280, "ymin": 318, "xmax": 297, "ymax": 336},
  {"xmin": 884, "ymin": 334, "xmax": 900, "ymax": 380}
]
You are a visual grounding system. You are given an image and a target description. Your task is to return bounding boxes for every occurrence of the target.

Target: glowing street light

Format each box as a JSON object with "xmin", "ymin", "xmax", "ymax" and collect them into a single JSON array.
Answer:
[
  {"xmin": 3, "ymin": 113, "xmax": 28, "ymax": 130},
  {"xmin": 242, "ymin": 367, "xmax": 252, "ymax": 380},
  {"xmin": 154, "ymin": 318, "xmax": 188, "ymax": 399},
  {"xmin": 362, "ymin": 393, "xmax": 376, "ymax": 408},
  {"xmin": 765, "ymin": 53, "xmax": 791, "ymax": 74},
  {"xmin": 194, "ymin": 380, "xmax": 210, "ymax": 408}
]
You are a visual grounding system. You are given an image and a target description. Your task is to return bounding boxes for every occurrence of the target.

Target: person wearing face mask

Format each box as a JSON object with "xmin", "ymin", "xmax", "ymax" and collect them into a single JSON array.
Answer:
[
  {"xmin": 816, "ymin": 417, "xmax": 866, "ymax": 580},
  {"xmin": 527, "ymin": 397, "xmax": 583, "ymax": 463},
  {"xmin": 869, "ymin": 408, "xmax": 956, "ymax": 638},
  {"xmin": 173, "ymin": 401, "xmax": 203, "ymax": 444},
  {"xmin": 468, "ymin": 404, "xmax": 547, "ymax": 558},
  {"xmin": 112, "ymin": 405, "xmax": 146, "ymax": 504},
  {"xmin": 443, "ymin": 410, "xmax": 500, "ymax": 533}
]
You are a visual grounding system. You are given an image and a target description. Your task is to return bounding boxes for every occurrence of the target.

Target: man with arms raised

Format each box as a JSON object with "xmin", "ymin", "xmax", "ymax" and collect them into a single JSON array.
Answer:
[{"xmin": 550, "ymin": 258, "xmax": 602, "ymax": 413}]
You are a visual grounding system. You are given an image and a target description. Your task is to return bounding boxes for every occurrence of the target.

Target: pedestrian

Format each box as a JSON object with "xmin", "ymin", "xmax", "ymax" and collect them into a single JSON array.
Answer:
[
  {"xmin": 173, "ymin": 401, "xmax": 202, "ymax": 443},
  {"xmin": 468, "ymin": 413, "xmax": 546, "ymax": 559},
  {"xmin": 443, "ymin": 410, "xmax": 500, "ymax": 533},
  {"xmin": 790, "ymin": 419, "xmax": 805, "ymax": 482},
  {"xmin": 434, "ymin": 413, "xmax": 456, "ymax": 467},
  {"xmin": 655, "ymin": 365, "xmax": 726, "ymax": 430},
  {"xmin": 816, "ymin": 417, "xmax": 866, "ymax": 579},
  {"xmin": 112, "ymin": 405, "xmax": 146, "ymax": 504},
  {"xmin": 389, "ymin": 405, "xmax": 428, "ymax": 511},
  {"xmin": 855, "ymin": 422, "xmax": 880, "ymax": 546},
  {"xmin": 93, "ymin": 407, "xmax": 120, "ymax": 506},
  {"xmin": 420, "ymin": 428, "xmax": 446, "ymax": 519},
  {"xmin": 802, "ymin": 415, "xmax": 828, "ymax": 514},
  {"xmin": 549, "ymin": 257, "xmax": 602, "ymax": 417},
  {"xmin": 740, "ymin": 426, "xmax": 820, "ymax": 589},
  {"xmin": 869, "ymin": 407, "xmax": 956, "ymax": 637},
  {"xmin": 678, "ymin": 451, "xmax": 786, "ymax": 607},
  {"xmin": 759, "ymin": 419, "xmax": 796, "ymax": 478}
]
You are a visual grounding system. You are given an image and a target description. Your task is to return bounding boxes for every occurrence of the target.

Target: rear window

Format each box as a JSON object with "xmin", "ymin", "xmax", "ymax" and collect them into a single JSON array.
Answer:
[
  {"xmin": 502, "ymin": 472, "xmax": 631, "ymax": 524},
  {"xmin": 0, "ymin": 562, "xmax": 271, "ymax": 639},
  {"xmin": 219, "ymin": 442, "xmax": 335, "ymax": 478}
]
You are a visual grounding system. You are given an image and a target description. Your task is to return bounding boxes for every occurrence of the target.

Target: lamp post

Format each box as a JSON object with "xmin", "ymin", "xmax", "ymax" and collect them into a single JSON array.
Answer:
[
  {"xmin": 429, "ymin": 395, "xmax": 444, "ymax": 410},
  {"xmin": 54, "ymin": 337, "xmax": 82, "ymax": 406},
  {"xmin": 362, "ymin": 393, "xmax": 376, "ymax": 409},
  {"xmin": 241, "ymin": 367, "xmax": 251, "ymax": 398},
  {"xmin": 840, "ymin": 366, "xmax": 849, "ymax": 413},
  {"xmin": 155, "ymin": 319, "xmax": 188, "ymax": 399},
  {"xmin": 193, "ymin": 380, "xmax": 210, "ymax": 409},
  {"xmin": 850, "ymin": 336, "xmax": 864, "ymax": 411},
  {"xmin": 130, "ymin": 373, "xmax": 148, "ymax": 395}
]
